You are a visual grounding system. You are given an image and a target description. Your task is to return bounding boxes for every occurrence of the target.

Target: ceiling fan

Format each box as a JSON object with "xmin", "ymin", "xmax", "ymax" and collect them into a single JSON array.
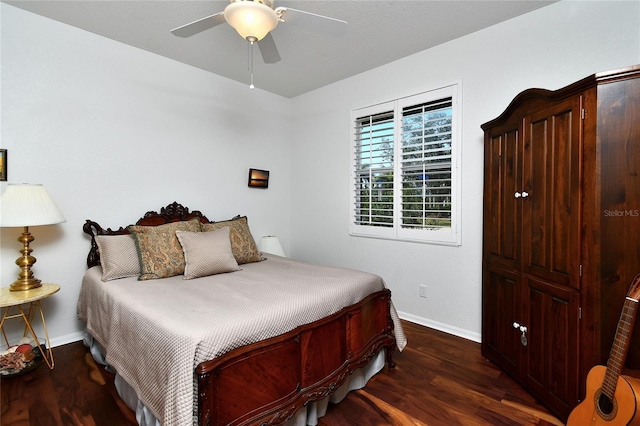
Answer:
[{"xmin": 171, "ymin": 0, "xmax": 348, "ymax": 65}]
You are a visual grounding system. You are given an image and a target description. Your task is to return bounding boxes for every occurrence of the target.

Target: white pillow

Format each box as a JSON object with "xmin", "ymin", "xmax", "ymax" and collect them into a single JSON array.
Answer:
[
  {"xmin": 95, "ymin": 234, "xmax": 141, "ymax": 281},
  {"xmin": 176, "ymin": 227, "xmax": 239, "ymax": 279}
]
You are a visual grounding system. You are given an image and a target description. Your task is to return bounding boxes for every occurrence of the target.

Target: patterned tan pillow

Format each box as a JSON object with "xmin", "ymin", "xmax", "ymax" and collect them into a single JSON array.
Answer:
[
  {"xmin": 95, "ymin": 234, "xmax": 140, "ymax": 281},
  {"xmin": 176, "ymin": 227, "xmax": 239, "ymax": 279},
  {"xmin": 202, "ymin": 216, "xmax": 262, "ymax": 264},
  {"xmin": 129, "ymin": 218, "xmax": 202, "ymax": 280}
]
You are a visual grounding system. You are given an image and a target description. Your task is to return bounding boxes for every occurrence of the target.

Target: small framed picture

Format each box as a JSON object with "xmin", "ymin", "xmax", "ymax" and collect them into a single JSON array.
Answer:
[
  {"xmin": 0, "ymin": 149, "xmax": 6, "ymax": 181},
  {"xmin": 248, "ymin": 168, "xmax": 269, "ymax": 188}
]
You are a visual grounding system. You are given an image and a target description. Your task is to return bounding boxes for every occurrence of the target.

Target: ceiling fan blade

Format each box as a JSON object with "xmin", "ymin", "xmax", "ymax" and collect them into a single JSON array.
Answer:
[
  {"xmin": 258, "ymin": 33, "xmax": 281, "ymax": 64},
  {"xmin": 171, "ymin": 12, "xmax": 226, "ymax": 38},
  {"xmin": 276, "ymin": 7, "xmax": 347, "ymax": 37}
]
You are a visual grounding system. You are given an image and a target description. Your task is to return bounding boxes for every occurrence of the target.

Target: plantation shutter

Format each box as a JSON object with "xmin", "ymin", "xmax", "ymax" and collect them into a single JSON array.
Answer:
[
  {"xmin": 400, "ymin": 97, "xmax": 453, "ymax": 231},
  {"xmin": 350, "ymin": 82, "xmax": 460, "ymax": 245},
  {"xmin": 353, "ymin": 108, "xmax": 395, "ymax": 228}
]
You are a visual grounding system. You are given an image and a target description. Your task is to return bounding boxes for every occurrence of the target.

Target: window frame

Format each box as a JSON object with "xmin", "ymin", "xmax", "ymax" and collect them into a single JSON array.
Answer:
[{"xmin": 349, "ymin": 82, "xmax": 462, "ymax": 246}]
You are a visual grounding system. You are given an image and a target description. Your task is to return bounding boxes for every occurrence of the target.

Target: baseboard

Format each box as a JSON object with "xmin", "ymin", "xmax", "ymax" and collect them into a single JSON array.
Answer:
[
  {"xmin": 397, "ymin": 311, "xmax": 481, "ymax": 343},
  {"xmin": 50, "ymin": 331, "xmax": 85, "ymax": 348}
]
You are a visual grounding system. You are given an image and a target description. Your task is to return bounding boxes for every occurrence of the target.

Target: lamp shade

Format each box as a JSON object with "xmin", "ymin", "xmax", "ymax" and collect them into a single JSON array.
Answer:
[
  {"xmin": 258, "ymin": 235, "xmax": 286, "ymax": 257},
  {"xmin": 0, "ymin": 184, "xmax": 66, "ymax": 227},
  {"xmin": 224, "ymin": 1, "xmax": 279, "ymax": 41}
]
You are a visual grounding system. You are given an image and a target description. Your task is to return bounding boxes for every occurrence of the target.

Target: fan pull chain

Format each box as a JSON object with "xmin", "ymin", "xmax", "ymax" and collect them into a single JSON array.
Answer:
[{"xmin": 248, "ymin": 40, "xmax": 255, "ymax": 90}]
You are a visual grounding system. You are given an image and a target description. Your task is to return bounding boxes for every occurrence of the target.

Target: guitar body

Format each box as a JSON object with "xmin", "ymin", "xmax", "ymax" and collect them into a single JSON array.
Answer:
[{"xmin": 568, "ymin": 365, "xmax": 640, "ymax": 426}]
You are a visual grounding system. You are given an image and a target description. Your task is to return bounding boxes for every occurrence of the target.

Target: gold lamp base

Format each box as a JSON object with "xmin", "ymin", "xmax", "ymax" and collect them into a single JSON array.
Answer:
[
  {"xmin": 10, "ymin": 277, "xmax": 43, "ymax": 292},
  {"xmin": 9, "ymin": 226, "xmax": 44, "ymax": 292}
]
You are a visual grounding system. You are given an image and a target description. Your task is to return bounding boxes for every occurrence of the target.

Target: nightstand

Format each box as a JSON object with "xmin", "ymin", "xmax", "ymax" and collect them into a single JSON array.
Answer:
[{"xmin": 0, "ymin": 283, "xmax": 60, "ymax": 369}]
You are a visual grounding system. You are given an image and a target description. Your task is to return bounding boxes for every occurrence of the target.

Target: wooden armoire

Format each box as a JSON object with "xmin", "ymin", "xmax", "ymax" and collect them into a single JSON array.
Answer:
[{"xmin": 481, "ymin": 65, "xmax": 640, "ymax": 421}]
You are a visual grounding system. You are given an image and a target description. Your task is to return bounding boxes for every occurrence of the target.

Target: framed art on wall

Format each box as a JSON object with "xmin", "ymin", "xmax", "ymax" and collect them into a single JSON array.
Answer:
[
  {"xmin": 248, "ymin": 168, "xmax": 269, "ymax": 188},
  {"xmin": 0, "ymin": 149, "xmax": 6, "ymax": 181}
]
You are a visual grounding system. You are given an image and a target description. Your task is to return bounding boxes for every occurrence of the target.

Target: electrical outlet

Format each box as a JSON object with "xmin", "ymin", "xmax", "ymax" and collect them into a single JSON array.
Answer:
[{"xmin": 419, "ymin": 285, "xmax": 427, "ymax": 298}]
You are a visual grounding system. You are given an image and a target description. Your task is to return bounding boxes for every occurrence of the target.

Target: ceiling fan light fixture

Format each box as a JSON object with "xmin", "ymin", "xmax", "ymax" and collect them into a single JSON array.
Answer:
[{"xmin": 224, "ymin": 1, "xmax": 279, "ymax": 42}]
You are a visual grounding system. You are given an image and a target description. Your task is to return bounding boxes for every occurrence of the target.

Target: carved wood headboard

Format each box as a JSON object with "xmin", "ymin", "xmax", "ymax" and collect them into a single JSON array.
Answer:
[{"xmin": 82, "ymin": 201, "xmax": 211, "ymax": 268}]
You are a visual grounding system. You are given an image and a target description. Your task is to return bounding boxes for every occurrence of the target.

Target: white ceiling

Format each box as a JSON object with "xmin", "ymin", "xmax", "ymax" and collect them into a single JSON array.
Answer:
[{"xmin": 5, "ymin": 0, "xmax": 556, "ymax": 98}]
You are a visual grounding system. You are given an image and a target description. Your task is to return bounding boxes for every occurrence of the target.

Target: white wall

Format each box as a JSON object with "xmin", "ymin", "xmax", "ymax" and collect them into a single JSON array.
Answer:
[
  {"xmin": 288, "ymin": 1, "xmax": 640, "ymax": 341},
  {"xmin": 0, "ymin": 3, "xmax": 292, "ymax": 346}
]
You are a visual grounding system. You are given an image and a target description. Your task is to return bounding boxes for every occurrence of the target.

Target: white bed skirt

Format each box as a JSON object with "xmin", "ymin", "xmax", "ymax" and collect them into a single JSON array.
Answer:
[{"xmin": 84, "ymin": 333, "xmax": 385, "ymax": 426}]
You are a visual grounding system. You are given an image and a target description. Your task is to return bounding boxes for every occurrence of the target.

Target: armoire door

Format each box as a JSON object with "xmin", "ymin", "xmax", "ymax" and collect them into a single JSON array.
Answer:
[
  {"xmin": 521, "ymin": 96, "xmax": 583, "ymax": 290},
  {"xmin": 522, "ymin": 277, "xmax": 580, "ymax": 419},
  {"xmin": 482, "ymin": 264, "xmax": 521, "ymax": 378},
  {"xmin": 483, "ymin": 118, "xmax": 522, "ymax": 272}
]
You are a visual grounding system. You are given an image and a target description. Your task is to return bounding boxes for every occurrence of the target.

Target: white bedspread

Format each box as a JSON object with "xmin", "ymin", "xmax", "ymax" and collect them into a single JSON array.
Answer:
[{"xmin": 77, "ymin": 255, "xmax": 406, "ymax": 426}]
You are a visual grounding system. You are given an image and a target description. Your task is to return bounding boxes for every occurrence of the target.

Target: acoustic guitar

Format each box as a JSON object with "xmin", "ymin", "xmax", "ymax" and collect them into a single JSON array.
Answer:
[{"xmin": 567, "ymin": 274, "xmax": 640, "ymax": 425}]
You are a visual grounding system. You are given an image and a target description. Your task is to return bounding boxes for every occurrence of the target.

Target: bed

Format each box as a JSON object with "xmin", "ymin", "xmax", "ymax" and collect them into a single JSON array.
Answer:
[{"xmin": 77, "ymin": 202, "xmax": 406, "ymax": 426}]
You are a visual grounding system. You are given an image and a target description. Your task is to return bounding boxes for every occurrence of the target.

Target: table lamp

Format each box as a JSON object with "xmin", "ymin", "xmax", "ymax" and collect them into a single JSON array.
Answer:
[
  {"xmin": 0, "ymin": 184, "xmax": 66, "ymax": 291},
  {"xmin": 258, "ymin": 236, "xmax": 286, "ymax": 257}
]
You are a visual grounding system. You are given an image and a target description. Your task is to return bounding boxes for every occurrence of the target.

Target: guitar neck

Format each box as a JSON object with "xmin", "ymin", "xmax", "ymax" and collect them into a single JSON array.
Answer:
[{"xmin": 601, "ymin": 297, "xmax": 639, "ymax": 399}]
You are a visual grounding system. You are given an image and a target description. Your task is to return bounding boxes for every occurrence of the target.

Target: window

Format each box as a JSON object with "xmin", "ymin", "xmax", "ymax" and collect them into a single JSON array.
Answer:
[{"xmin": 350, "ymin": 83, "xmax": 461, "ymax": 245}]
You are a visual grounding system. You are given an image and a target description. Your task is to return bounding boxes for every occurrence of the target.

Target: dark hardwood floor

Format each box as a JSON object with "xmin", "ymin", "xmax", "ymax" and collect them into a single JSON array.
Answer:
[{"xmin": 1, "ymin": 321, "xmax": 563, "ymax": 426}]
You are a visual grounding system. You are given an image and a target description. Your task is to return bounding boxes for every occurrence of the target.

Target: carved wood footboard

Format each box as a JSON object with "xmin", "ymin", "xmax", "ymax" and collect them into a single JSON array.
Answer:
[{"xmin": 196, "ymin": 289, "xmax": 396, "ymax": 426}]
